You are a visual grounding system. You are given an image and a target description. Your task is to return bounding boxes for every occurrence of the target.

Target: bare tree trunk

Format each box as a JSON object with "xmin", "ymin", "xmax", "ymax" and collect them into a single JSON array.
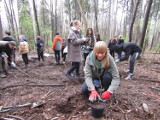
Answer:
[
  {"xmin": 77, "ymin": 0, "xmax": 87, "ymax": 31},
  {"xmin": 140, "ymin": 0, "xmax": 153, "ymax": 49},
  {"xmin": 33, "ymin": 0, "xmax": 40, "ymax": 36},
  {"xmin": 0, "ymin": 15, "xmax": 3, "ymax": 40},
  {"xmin": 10, "ymin": 0, "xmax": 19, "ymax": 42},
  {"xmin": 50, "ymin": 0, "xmax": 54, "ymax": 41},
  {"xmin": 54, "ymin": 0, "xmax": 58, "ymax": 34},
  {"xmin": 4, "ymin": 0, "xmax": 15, "ymax": 37},
  {"xmin": 94, "ymin": 0, "xmax": 99, "ymax": 33},
  {"xmin": 129, "ymin": 0, "xmax": 140, "ymax": 42}
]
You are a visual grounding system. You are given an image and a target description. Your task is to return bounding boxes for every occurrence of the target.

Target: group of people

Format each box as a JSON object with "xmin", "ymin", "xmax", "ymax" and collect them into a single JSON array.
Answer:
[
  {"xmin": 64, "ymin": 20, "xmax": 142, "ymax": 102},
  {"xmin": 0, "ymin": 32, "xmax": 45, "ymax": 78},
  {"xmin": 0, "ymin": 20, "xmax": 142, "ymax": 104}
]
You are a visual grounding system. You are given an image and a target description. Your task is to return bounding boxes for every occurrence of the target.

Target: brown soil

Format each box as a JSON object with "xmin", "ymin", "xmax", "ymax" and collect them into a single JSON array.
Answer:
[{"xmin": 0, "ymin": 53, "xmax": 160, "ymax": 120}]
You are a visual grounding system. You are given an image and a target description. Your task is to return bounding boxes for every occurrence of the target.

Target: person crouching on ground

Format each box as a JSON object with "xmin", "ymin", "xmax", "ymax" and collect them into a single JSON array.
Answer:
[
  {"xmin": 19, "ymin": 37, "xmax": 29, "ymax": 68},
  {"xmin": 112, "ymin": 42, "xmax": 142, "ymax": 80},
  {"xmin": 0, "ymin": 41, "xmax": 16, "ymax": 78},
  {"xmin": 82, "ymin": 41, "xmax": 120, "ymax": 102}
]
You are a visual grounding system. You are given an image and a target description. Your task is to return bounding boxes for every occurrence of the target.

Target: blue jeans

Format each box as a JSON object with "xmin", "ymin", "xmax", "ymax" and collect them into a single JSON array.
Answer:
[{"xmin": 82, "ymin": 71, "xmax": 112, "ymax": 96}]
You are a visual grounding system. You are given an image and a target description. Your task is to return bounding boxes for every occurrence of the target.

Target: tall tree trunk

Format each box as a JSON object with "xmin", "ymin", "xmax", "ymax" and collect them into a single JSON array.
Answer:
[
  {"xmin": 54, "ymin": 0, "xmax": 58, "ymax": 35},
  {"xmin": 140, "ymin": 0, "xmax": 153, "ymax": 49},
  {"xmin": 77, "ymin": 0, "xmax": 87, "ymax": 31},
  {"xmin": 10, "ymin": 0, "xmax": 19, "ymax": 42},
  {"xmin": 4, "ymin": 0, "xmax": 15, "ymax": 37},
  {"xmin": 94, "ymin": 0, "xmax": 99, "ymax": 33},
  {"xmin": 50, "ymin": 0, "xmax": 54, "ymax": 41},
  {"xmin": 129, "ymin": 0, "xmax": 140, "ymax": 42},
  {"xmin": 33, "ymin": 0, "xmax": 40, "ymax": 36},
  {"xmin": 0, "ymin": 15, "xmax": 3, "ymax": 40}
]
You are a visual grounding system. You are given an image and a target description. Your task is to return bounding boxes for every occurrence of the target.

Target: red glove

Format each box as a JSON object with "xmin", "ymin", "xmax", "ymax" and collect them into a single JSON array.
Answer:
[
  {"xmin": 89, "ymin": 90, "xmax": 100, "ymax": 102},
  {"xmin": 101, "ymin": 91, "xmax": 111, "ymax": 100}
]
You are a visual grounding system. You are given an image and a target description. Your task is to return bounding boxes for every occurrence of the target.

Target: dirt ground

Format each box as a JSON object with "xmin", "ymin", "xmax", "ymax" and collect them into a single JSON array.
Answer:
[{"xmin": 0, "ymin": 52, "xmax": 160, "ymax": 120}]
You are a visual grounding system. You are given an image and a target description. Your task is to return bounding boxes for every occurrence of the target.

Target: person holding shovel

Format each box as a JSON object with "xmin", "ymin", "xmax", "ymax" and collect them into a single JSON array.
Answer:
[
  {"xmin": 82, "ymin": 41, "xmax": 120, "ymax": 102},
  {"xmin": 0, "ymin": 41, "xmax": 16, "ymax": 78}
]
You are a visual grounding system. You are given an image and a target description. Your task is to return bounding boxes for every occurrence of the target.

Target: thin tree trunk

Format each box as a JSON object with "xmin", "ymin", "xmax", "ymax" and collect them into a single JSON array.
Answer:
[
  {"xmin": 140, "ymin": 0, "xmax": 153, "ymax": 49},
  {"xmin": 54, "ymin": 0, "xmax": 58, "ymax": 35},
  {"xmin": 33, "ymin": 0, "xmax": 40, "ymax": 36},
  {"xmin": 77, "ymin": 0, "xmax": 87, "ymax": 31},
  {"xmin": 129, "ymin": 0, "xmax": 140, "ymax": 42},
  {"xmin": 50, "ymin": 0, "xmax": 54, "ymax": 41},
  {"xmin": 10, "ymin": 0, "xmax": 19, "ymax": 42},
  {"xmin": 0, "ymin": 15, "xmax": 3, "ymax": 40},
  {"xmin": 94, "ymin": 0, "xmax": 99, "ymax": 33}
]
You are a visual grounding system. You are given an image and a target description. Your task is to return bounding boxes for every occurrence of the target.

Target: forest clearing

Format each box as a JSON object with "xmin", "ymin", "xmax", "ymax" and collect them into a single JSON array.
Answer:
[{"xmin": 0, "ymin": 52, "xmax": 159, "ymax": 120}]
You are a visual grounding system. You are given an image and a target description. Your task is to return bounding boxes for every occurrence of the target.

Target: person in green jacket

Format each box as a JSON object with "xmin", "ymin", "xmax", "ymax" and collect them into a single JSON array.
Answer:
[{"xmin": 82, "ymin": 41, "xmax": 120, "ymax": 102}]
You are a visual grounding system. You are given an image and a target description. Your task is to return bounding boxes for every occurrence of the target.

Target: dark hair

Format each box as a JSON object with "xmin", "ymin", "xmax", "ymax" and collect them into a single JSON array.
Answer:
[
  {"xmin": 86, "ymin": 28, "xmax": 95, "ymax": 47},
  {"xmin": 5, "ymin": 31, "xmax": 11, "ymax": 36},
  {"xmin": 37, "ymin": 36, "xmax": 41, "ymax": 40},
  {"xmin": 70, "ymin": 21, "xmax": 73, "ymax": 27},
  {"xmin": 56, "ymin": 33, "xmax": 59, "ymax": 35},
  {"xmin": 96, "ymin": 33, "xmax": 101, "ymax": 41}
]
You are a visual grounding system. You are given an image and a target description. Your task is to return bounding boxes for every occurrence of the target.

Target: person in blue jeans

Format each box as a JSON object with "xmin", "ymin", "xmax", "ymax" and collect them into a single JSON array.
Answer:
[{"xmin": 82, "ymin": 41, "xmax": 120, "ymax": 102}]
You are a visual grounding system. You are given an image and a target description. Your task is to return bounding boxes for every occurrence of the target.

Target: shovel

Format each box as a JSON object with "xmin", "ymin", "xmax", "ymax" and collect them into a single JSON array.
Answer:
[{"xmin": 0, "ymin": 101, "xmax": 45, "ymax": 113}]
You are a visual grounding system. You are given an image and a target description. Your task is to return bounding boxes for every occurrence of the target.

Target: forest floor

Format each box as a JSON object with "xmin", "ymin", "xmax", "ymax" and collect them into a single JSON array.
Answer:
[{"xmin": 0, "ymin": 52, "xmax": 160, "ymax": 120}]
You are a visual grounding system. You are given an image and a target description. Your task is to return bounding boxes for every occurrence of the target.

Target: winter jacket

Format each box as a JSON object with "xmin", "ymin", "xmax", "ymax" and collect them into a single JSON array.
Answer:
[
  {"xmin": 82, "ymin": 35, "xmax": 96, "ymax": 53},
  {"xmin": 84, "ymin": 52, "xmax": 120, "ymax": 93},
  {"xmin": 2, "ymin": 36, "xmax": 14, "ymax": 42},
  {"xmin": 67, "ymin": 27, "xmax": 85, "ymax": 62},
  {"xmin": 120, "ymin": 42, "xmax": 142, "ymax": 61},
  {"xmin": 36, "ymin": 39, "xmax": 44, "ymax": 50},
  {"xmin": 52, "ymin": 35, "xmax": 62, "ymax": 50},
  {"xmin": 0, "ymin": 41, "xmax": 14, "ymax": 61},
  {"xmin": 19, "ymin": 41, "xmax": 29, "ymax": 54}
]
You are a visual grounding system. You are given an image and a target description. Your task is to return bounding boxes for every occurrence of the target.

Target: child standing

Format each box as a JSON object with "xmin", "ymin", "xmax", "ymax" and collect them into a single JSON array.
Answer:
[{"xmin": 19, "ymin": 37, "xmax": 29, "ymax": 68}]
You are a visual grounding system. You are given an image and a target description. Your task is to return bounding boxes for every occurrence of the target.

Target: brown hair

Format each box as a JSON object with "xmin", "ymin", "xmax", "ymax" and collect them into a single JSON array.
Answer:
[
  {"xmin": 93, "ymin": 41, "xmax": 109, "ymax": 68},
  {"xmin": 86, "ymin": 28, "xmax": 95, "ymax": 47}
]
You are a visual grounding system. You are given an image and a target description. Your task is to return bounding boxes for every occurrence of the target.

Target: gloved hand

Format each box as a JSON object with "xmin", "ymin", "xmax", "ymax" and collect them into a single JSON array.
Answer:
[
  {"xmin": 11, "ymin": 62, "xmax": 16, "ymax": 67},
  {"xmin": 1, "ymin": 52, "xmax": 8, "ymax": 58},
  {"xmin": 115, "ymin": 59, "xmax": 120, "ymax": 63},
  {"xmin": 89, "ymin": 90, "xmax": 100, "ymax": 102},
  {"xmin": 101, "ymin": 91, "xmax": 111, "ymax": 100}
]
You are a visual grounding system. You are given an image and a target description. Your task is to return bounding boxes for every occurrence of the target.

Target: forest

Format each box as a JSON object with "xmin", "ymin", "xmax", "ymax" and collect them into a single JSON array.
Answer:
[{"xmin": 0, "ymin": 0, "xmax": 160, "ymax": 120}]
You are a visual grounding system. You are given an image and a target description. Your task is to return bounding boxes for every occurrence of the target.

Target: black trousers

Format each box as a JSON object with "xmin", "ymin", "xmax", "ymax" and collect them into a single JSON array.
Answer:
[
  {"xmin": 61, "ymin": 47, "xmax": 67, "ymax": 62},
  {"xmin": 22, "ymin": 53, "xmax": 28, "ymax": 66},
  {"xmin": 54, "ymin": 50, "xmax": 60, "ymax": 63},
  {"xmin": 67, "ymin": 62, "xmax": 80, "ymax": 76},
  {"xmin": 82, "ymin": 71, "xmax": 112, "ymax": 96},
  {"xmin": 37, "ymin": 49, "xmax": 44, "ymax": 61}
]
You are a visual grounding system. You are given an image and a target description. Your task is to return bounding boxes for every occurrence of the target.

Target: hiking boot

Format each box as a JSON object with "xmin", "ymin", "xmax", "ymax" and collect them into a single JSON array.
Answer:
[
  {"xmin": 0, "ymin": 73, "xmax": 6, "ymax": 78},
  {"xmin": 64, "ymin": 72, "xmax": 73, "ymax": 80},
  {"xmin": 125, "ymin": 74, "xmax": 133, "ymax": 80}
]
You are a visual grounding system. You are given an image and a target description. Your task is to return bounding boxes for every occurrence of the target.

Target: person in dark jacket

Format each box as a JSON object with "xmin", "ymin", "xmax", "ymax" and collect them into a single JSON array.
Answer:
[
  {"xmin": 36, "ymin": 36, "xmax": 44, "ymax": 61},
  {"xmin": 95, "ymin": 33, "xmax": 102, "ymax": 42},
  {"xmin": 2, "ymin": 31, "xmax": 16, "ymax": 64},
  {"xmin": 0, "ymin": 41, "xmax": 16, "ymax": 78},
  {"xmin": 117, "ymin": 35, "xmax": 124, "ymax": 59},
  {"xmin": 108, "ymin": 36, "xmax": 117, "ymax": 58},
  {"xmin": 112, "ymin": 42, "xmax": 142, "ymax": 80}
]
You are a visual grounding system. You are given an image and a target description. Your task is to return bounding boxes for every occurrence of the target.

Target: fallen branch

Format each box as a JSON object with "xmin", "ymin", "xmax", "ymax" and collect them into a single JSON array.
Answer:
[
  {"xmin": 0, "ymin": 84, "xmax": 65, "ymax": 90},
  {"xmin": 149, "ymin": 87, "xmax": 160, "ymax": 92},
  {"xmin": 135, "ymin": 78, "xmax": 160, "ymax": 83}
]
